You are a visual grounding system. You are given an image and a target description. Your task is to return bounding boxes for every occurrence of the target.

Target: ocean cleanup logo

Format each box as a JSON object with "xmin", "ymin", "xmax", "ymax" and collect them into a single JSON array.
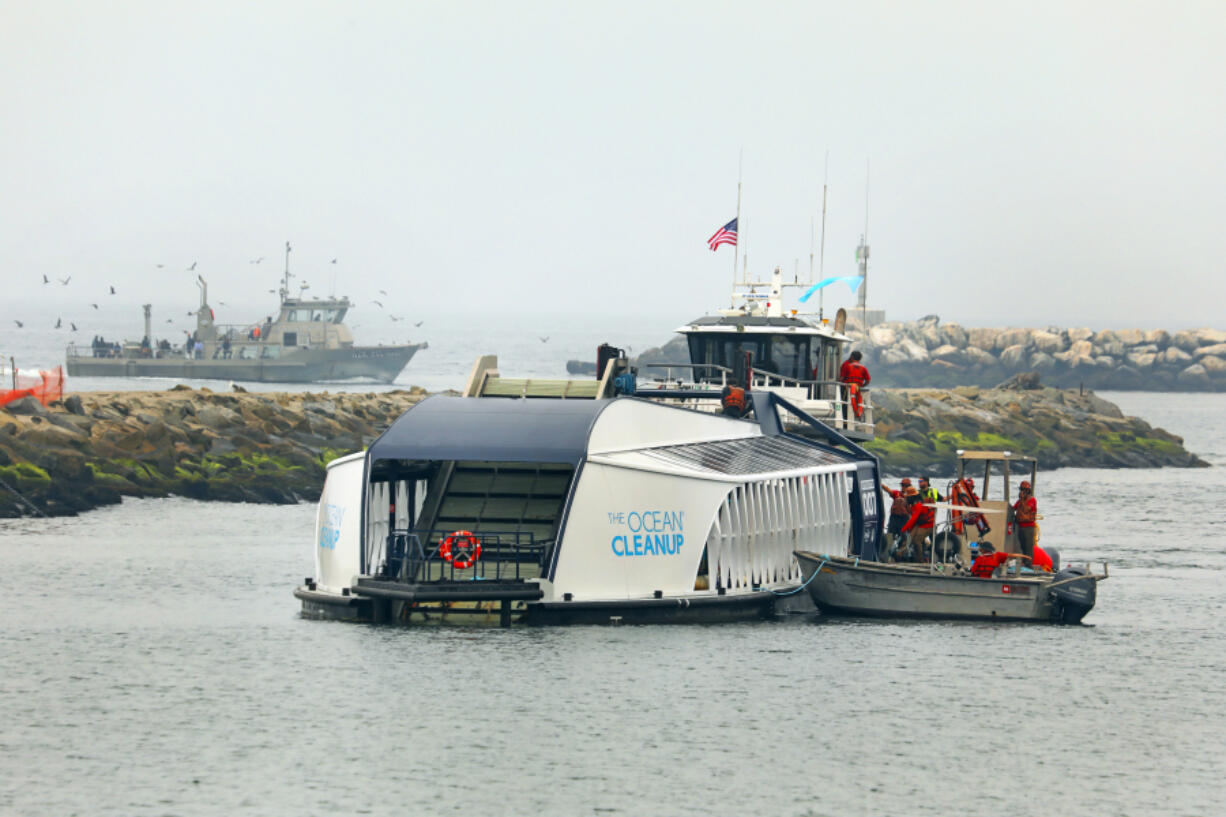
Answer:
[
  {"xmin": 319, "ymin": 503, "xmax": 345, "ymax": 550},
  {"xmin": 608, "ymin": 510, "xmax": 684, "ymax": 557}
]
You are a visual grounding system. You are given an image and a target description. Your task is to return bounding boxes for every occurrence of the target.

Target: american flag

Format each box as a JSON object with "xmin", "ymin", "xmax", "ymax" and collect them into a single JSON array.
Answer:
[{"xmin": 707, "ymin": 218, "xmax": 738, "ymax": 251}]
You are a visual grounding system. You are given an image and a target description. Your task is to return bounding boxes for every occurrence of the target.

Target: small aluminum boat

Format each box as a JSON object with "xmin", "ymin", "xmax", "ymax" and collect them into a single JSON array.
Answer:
[
  {"xmin": 793, "ymin": 552, "xmax": 1104, "ymax": 623},
  {"xmin": 795, "ymin": 450, "xmax": 1108, "ymax": 624}
]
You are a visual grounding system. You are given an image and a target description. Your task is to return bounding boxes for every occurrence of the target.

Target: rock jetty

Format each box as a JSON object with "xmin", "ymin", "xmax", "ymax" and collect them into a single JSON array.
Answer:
[
  {"xmin": 845, "ymin": 316, "xmax": 1226, "ymax": 391},
  {"xmin": 0, "ymin": 381, "xmax": 1206, "ymax": 518},
  {"xmin": 0, "ymin": 387, "xmax": 427, "ymax": 518},
  {"xmin": 865, "ymin": 380, "xmax": 1207, "ymax": 476}
]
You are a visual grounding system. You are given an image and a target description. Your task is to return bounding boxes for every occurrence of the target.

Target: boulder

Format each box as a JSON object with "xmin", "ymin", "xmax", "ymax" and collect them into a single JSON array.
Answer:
[
  {"xmin": 967, "ymin": 327, "xmax": 999, "ymax": 351},
  {"xmin": 996, "ymin": 328, "xmax": 1033, "ymax": 351},
  {"xmin": 1093, "ymin": 329, "xmax": 1121, "ymax": 346},
  {"xmin": 1201, "ymin": 356, "xmax": 1226, "ymax": 374},
  {"xmin": 4, "ymin": 397, "xmax": 46, "ymax": 416},
  {"xmin": 1030, "ymin": 351, "xmax": 1056, "ymax": 371},
  {"xmin": 999, "ymin": 344, "xmax": 1029, "ymax": 368},
  {"xmin": 931, "ymin": 344, "xmax": 962, "ymax": 362},
  {"xmin": 1194, "ymin": 343, "xmax": 1226, "ymax": 359},
  {"xmin": 64, "ymin": 395, "xmax": 86, "ymax": 415},
  {"xmin": 1178, "ymin": 363, "xmax": 1210, "ymax": 386},
  {"xmin": 939, "ymin": 323, "xmax": 968, "ymax": 348},
  {"xmin": 1096, "ymin": 340, "xmax": 1126, "ymax": 358},
  {"xmin": 1032, "ymin": 331, "xmax": 1065, "ymax": 354},
  {"xmin": 1067, "ymin": 327, "xmax": 1093, "ymax": 343},
  {"xmin": 1067, "ymin": 340, "xmax": 1093, "ymax": 358},
  {"xmin": 868, "ymin": 325, "xmax": 897, "ymax": 347},
  {"xmin": 1116, "ymin": 329, "xmax": 1145, "ymax": 346},
  {"xmin": 997, "ymin": 371, "xmax": 1042, "ymax": 390},
  {"xmin": 962, "ymin": 346, "xmax": 997, "ymax": 367},
  {"xmin": 1160, "ymin": 347, "xmax": 1192, "ymax": 366},
  {"xmin": 898, "ymin": 339, "xmax": 929, "ymax": 362},
  {"xmin": 1194, "ymin": 328, "xmax": 1226, "ymax": 346},
  {"xmin": 1143, "ymin": 329, "xmax": 1171, "ymax": 347},
  {"xmin": 1125, "ymin": 351, "xmax": 1157, "ymax": 370},
  {"xmin": 1171, "ymin": 330, "xmax": 1200, "ymax": 352},
  {"xmin": 918, "ymin": 326, "xmax": 943, "ymax": 350},
  {"xmin": 878, "ymin": 347, "xmax": 907, "ymax": 366}
]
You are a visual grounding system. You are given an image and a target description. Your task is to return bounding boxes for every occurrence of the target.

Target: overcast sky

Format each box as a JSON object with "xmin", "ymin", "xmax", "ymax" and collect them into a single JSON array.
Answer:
[{"xmin": 3, "ymin": 0, "xmax": 1223, "ymax": 332}]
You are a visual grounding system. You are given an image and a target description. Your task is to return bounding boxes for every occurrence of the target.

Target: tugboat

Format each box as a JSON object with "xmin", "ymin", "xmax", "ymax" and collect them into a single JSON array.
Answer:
[
  {"xmin": 639, "ymin": 266, "xmax": 874, "ymax": 441},
  {"xmin": 65, "ymin": 253, "xmax": 425, "ymax": 384},
  {"xmin": 794, "ymin": 450, "xmax": 1107, "ymax": 623},
  {"xmin": 294, "ymin": 351, "xmax": 885, "ymax": 626}
]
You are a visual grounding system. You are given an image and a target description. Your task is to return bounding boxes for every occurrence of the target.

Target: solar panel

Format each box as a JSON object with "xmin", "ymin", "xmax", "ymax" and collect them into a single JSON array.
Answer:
[{"xmin": 633, "ymin": 435, "xmax": 848, "ymax": 475}]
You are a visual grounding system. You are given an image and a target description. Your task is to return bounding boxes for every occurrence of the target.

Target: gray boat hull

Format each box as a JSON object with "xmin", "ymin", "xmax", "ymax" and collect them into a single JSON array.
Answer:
[
  {"xmin": 795, "ymin": 551, "xmax": 1061, "ymax": 622},
  {"xmin": 66, "ymin": 343, "xmax": 425, "ymax": 384}
]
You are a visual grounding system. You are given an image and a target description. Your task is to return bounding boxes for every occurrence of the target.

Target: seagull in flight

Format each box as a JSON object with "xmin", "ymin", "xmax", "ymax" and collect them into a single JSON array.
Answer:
[
  {"xmin": 539, "ymin": 336, "xmax": 549, "ymax": 343},
  {"xmin": 42, "ymin": 274, "xmax": 50, "ymax": 284},
  {"xmin": 188, "ymin": 262, "xmax": 197, "ymax": 271},
  {"xmin": 414, "ymin": 320, "xmax": 424, "ymax": 327},
  {"xmin": 55, "ymin": 317, "xmax": 62, "ymax": 329},
  {"xmin": 250, "ymin": 257, "xmax": 265, "ymax": 264},
  {"xmin": 371, "ymin": 300, "xmax": 383, "ymax": 308},
  {"xmin": 166, "ymin": 318, "xmax": 174, "ymax": 323},
  {"xmin": 330, "ymin": 258, "xmax": 337, "ymax": 264},
  {"xmin": 390, "ymin": 315, "xmax": 403, "ymax": 322},
  {"xmin": 109, "ymin": 285, "xmax": 116, "ymax": 294},
  {"xmin": 71, "ymin": 322, "xmax": 78, "ymax": 331},
  {"xmin": 13, "ymin": 320, "xmax": 23, "ymax": 328},
  {"xmin": 59, "ymin": 276, "xmax": 71, "ymax": 285},
  {"xmin": 156, "ymin": 263, "xmax": 165, "ymax": 269},
  {"xmin": 378, "ymin": 289, "xmax": 387, "ymax": 295},
  {"xmin": 90, "ymin": 303, "xmax": 99, "ymax": 309}
]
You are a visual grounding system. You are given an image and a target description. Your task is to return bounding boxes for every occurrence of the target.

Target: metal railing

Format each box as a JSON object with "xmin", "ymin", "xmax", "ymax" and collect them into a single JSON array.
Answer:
[
  {"xmin": 636, "ymin": 361, "xmax": 874, "ymax": 436},
  {"xmin": 380, "ymin": 529, "xmax": 548, "ymax": 584}
]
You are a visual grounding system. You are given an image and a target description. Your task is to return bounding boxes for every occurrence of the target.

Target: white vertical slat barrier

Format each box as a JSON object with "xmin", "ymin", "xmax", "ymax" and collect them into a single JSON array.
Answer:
[{"xmin": 395, "ymin": 481, "xmax": 410, "ymax": 530}]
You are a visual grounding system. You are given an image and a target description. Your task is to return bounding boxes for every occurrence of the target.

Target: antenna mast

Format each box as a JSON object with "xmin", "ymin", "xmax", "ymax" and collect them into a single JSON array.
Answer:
[
  {"xmin": 818, "ymin": 151, "xmax": 829, "ymax": 319},
  {"xmin": 281, "ymin": 240, "xmax": 293, "ymax": 303},
  {"xmin": 856, "ymin": 160, "xmax": 870, "ymax": 325}
]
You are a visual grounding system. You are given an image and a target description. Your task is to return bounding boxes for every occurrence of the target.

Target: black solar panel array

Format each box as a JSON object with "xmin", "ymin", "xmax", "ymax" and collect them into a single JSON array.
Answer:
[{"xmin": 635, "ymin": 435, "xmax": 848, "ymax": 475}]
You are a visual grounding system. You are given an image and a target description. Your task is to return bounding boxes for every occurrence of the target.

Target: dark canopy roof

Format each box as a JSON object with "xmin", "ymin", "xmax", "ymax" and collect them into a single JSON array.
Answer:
[{"xmin": 367, "ymin": 395, "xmax": 610, "ymax": 466}]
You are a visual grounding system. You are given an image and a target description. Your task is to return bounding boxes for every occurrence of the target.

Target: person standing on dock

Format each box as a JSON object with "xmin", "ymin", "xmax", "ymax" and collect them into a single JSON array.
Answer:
[
  {"xmin": 1012, "ymin": 480, "xmax": 1038, "ymax": 560},
  {"xmin": 838, "ymin": 350, "xmax": 870, "ymax": 421}
]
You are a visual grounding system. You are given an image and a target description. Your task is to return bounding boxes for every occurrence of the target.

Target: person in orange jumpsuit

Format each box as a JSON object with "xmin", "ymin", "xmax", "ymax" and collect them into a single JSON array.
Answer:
[
  {"xmin": 838, "ymin": 350, "xmax": 871, "ymax": 420},
  {"xmin": 970, "ymin": 541, "xmax": 1031, "ymax": 578},
  {"xmin": 899, "ymin": 486, "xmax": 935, "ymax": 562},
  {"xmin": 1012, "ymin": 480, "xmax": 1038, "ymax": 560}
]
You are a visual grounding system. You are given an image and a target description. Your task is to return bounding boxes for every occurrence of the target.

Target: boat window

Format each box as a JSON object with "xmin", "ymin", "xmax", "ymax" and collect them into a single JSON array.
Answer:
[
  {"xmin": 284, "ymin": 331, "xmax": 298, "ymax": 347},
  {"xmin": 770, "ymin": 337, "xmax": 808, "ymax": 380},
  {"xmin": 261, "ymin": 345, "xmax": 280, "ymax": 359}
]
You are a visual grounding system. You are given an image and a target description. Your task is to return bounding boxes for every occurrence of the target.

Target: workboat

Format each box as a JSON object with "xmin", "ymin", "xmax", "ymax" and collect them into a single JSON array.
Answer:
[
  {"xmin": 637, "ymin": 266, "xmax": 874, "ymax": 441},
  {"xmin": 65, "ymin": 252, "xmax": 425, "ymax": 384},
  {"xmin": 294, "ymin": 352, "xmax": 884, "ymax": 626},
  {"xmin": 794, "ymin": 451, "xmax": 1107, "ymax": 623}
]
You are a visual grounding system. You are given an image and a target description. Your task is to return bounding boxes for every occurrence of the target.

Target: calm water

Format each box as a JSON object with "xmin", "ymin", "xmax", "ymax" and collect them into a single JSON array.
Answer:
[{"xmin": 1, "ymin": 393, "xmax": 1224, "ymax": 816}]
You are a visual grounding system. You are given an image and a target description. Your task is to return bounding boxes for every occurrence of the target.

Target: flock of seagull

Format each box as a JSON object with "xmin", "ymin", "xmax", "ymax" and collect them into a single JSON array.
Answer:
[{"xmin": 13, "ymin": 258, "xmax": 434, "ymax": 338}]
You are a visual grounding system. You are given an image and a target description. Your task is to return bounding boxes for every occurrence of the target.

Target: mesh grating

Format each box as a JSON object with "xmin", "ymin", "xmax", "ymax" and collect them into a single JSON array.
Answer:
[{"xmin": 636, "ymin": 435, "xmax": 848, "ymax": 475}]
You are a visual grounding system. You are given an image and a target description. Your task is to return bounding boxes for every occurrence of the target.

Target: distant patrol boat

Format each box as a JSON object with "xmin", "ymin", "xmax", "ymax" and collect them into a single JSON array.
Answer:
[
  {"xmin": 294, "ymin": 352, "xmax": 885, "ymax": 626},
  {"xmin": 65, "ymin": 252, "xmax": 425, "ymax": 384}
]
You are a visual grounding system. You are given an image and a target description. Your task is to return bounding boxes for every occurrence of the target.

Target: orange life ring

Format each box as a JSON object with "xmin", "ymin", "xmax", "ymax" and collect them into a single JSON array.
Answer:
[{"xmin": 440, "ymin": 530, "xmax": 482, "ymax": 569}]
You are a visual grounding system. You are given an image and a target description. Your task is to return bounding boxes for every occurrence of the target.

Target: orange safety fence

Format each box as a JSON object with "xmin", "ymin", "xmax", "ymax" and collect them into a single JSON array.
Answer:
[{"xmin": 0, "ymin": 365, "xmax": 64, "ymax": 409}]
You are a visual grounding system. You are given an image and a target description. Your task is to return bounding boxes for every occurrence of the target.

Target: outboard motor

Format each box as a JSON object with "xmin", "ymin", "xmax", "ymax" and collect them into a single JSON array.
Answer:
[
  {"xmin": 1049, "ymin": 565, "xmax": 1096, "ymax": 624},
  {"xmin": 931, "ymin": 531, "xmax": 962, "ymax": 563}
]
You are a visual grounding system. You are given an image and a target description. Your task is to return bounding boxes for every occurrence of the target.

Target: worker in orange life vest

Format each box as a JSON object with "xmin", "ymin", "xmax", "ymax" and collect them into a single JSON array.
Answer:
[
  {"xmin": 970, "ymin": 541, "xmax": 1031, "ymax": 578},
  {"xmin": 899, "ymin": 486, "xmax": 934, "ymax": 562},
  {"xmin": 1012, "ymin": 480, "xmax": 1038, "ymax": 560},
  {"xmin": 838, "ymin": 350, "xmax": 871, "ymax": 420}
]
